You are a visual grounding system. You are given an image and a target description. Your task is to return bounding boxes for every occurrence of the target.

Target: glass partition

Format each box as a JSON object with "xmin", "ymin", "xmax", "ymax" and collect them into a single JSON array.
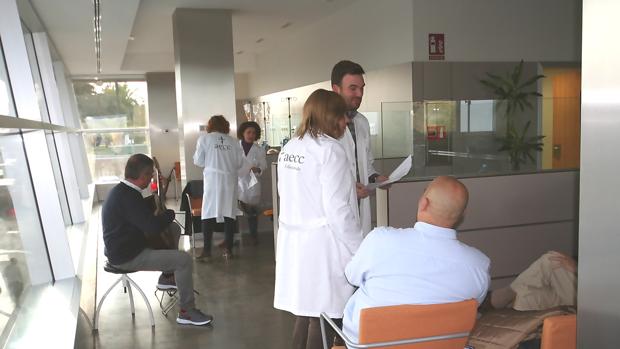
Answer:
[{"xmin": 376, "ymin": 97, "xmax": 580, "ymax": 180}]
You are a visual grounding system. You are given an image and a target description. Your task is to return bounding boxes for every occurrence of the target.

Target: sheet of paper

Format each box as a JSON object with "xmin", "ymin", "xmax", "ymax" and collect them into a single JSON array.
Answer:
[
  {"xmin": 366, "ymin": 155, "xmax": 412, "ymax": 191},
  {"xmin": 248, "ymin": 170, "xmax": 259, "ymax": 188},
  {"xmin": 239, "ymin": 160, "xmax": 253, "ymax": 176}
]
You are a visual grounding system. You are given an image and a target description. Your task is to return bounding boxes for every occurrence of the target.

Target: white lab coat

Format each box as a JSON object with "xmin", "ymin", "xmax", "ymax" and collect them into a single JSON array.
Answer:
[
  {"xmin": 340, "ymin": 112, "xmax": 377, "ymax": 236},
  {"xmin": 193, "ymin": 132, "xmax": 243, "ymax": 222},
  {"xmin": 238, "ymin": 141, "xmax": 267, "ymax": 206},
  {"xmin": 341, "ymin": 130, "xmax": 361, "ymax": 226},
  {"xmin": 274, "ymin": 134, "xmax": 363, "ymax": 318}
]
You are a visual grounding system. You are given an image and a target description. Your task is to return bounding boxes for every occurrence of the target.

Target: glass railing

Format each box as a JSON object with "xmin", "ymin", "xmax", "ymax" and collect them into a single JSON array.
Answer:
[{"xmin": 375, "ymin": 98, "xmax": 580, "ymax": 180}]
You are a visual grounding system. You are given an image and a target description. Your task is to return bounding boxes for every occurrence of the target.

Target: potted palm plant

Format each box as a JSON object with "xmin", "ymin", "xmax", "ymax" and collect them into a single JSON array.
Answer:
[{"xmin": 479, "ymin": 60, "xmax": 545, "ymax": 170}]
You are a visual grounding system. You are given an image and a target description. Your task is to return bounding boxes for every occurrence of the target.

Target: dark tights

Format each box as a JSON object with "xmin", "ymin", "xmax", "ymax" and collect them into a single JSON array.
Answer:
[
  {"xmin": 201, "ymin": 217, "xmax": 235, "ymax": 254},
  {"xmin": 239, "ymin": 201, "xmax": 259, "ymax": 238},
  {"xmin": 293, "ymin": 316, "xmax": 343, "ymax": 349}
]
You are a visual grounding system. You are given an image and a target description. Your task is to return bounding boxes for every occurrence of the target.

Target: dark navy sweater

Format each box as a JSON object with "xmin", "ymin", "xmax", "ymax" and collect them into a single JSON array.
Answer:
[{"xmin": 102, "ymin": 182, "xmax": 174, "ymax": 265}]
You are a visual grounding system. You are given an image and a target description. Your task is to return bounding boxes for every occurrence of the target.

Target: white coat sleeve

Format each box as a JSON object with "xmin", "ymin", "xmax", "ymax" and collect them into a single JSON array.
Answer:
[
  {"xmin": 345, "ymin": 230, "xmax": 378, "ymax": 287},
  {"xmin": 236, "ymin": 142, "xmax": 246, "ymax": 177},
  {"xmin": 366, "ymin": 137, "xmax": 378, "ymax": 177},
  {"xmin": 193, "ymin": 136, "xmax": 205, "ymax": 167},
  {"xmin": 256, "ymin": 147, "xmax": 267, "ymax": 177},
  {"xmin": 320, "ymin": 143, "xmax": 363, "ymax": 256}
]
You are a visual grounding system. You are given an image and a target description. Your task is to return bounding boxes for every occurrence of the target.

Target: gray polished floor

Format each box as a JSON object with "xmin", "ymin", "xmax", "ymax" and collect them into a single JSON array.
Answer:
[{"xmin": 74, "ymin": 227, "xmax": 294, "ymax": 349}]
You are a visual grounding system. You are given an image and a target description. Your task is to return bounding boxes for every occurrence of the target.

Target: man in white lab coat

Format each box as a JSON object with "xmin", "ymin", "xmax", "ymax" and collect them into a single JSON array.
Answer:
[{"xmin": 331, "ymin": 60, "xmax": 389, "ymax": 236}]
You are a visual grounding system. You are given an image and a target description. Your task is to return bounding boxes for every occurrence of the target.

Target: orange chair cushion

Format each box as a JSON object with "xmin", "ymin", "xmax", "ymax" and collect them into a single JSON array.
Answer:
[
  {"xmin": 358, "ymin": 300, "xmax": 477, "ymax": 349},
  {"xmin": 189, "ymin": 197, "xmax": 202, "ymax": 217},
  {"xmin": 541, "ymin": 314, "xmax": 576, "ymax": 349}
]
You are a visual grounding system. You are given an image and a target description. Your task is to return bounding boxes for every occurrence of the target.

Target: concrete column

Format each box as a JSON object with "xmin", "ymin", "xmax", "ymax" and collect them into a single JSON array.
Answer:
[
  {"xmin": 578, "ymin": 0, "xmax": 620, "ymax": 346},
  {"xmin": 172, "ymin": 9, "xmax": 237, "ymax": 182},
  {"xmin": 146, "ymin": 72, "xmax": 179, "ymax": 181}
]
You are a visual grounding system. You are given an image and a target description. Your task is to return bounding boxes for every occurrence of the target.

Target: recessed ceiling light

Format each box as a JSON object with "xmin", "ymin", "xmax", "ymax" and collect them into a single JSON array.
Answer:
[
  {"xmin": 281, "ymin": 22, "xmax": 292, "ymax": 29},
  {"xmin": 256, "ymin": 38, "xmax": 264, "ymax": 43}
]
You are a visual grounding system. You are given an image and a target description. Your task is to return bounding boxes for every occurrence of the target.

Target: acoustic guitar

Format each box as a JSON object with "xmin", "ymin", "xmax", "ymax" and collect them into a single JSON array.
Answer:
[{"xmin": 144, "ymin": 157, "xmax": 179, "ymax": 250}]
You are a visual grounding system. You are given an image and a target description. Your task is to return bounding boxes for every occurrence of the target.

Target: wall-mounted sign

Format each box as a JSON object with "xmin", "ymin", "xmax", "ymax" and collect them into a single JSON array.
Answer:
[
  {"xmin": 427, "ymin": 125, "xmax": 447, "ymax": 140},
  {"xmin": 429, "ymin": 33, "xmax": 445, "ymax": 60}
]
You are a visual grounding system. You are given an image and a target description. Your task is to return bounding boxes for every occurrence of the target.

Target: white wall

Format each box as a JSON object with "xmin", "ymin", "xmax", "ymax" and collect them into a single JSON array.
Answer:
[
  {"xmin": 244, "ymin": 0, "xmax": 581, "ymax": 99},
  {"xmin": 247, "ymin": 0, "xmax": 414, "ymax": 98},
  {"xmin": 412, "ymin": 0, "xmax": 581, "ymax": 62},
  {"xmin": 251, "ymin": 62, "xmax": 412, "ymax": 144}
]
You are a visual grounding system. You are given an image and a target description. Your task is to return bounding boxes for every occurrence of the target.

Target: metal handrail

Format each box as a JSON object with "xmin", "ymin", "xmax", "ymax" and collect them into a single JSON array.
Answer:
[{"xmin": 319, "ymin": 312, "xmax": 469, "ymax": 349}]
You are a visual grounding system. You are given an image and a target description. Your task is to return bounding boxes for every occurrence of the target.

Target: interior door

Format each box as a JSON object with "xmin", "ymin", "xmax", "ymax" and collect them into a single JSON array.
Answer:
[{"xmin": 552, "ymin": 70, "xmax": 581, "ymax": 169}]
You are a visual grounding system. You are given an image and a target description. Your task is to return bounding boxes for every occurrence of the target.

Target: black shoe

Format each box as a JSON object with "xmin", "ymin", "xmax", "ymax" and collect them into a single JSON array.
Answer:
[{"xmin": 157, "ymin": 273, "xmax": 177, "ymax": 290}]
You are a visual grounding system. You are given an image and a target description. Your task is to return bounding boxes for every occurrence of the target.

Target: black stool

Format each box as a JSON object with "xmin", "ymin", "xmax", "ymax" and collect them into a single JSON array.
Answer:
[{"xmin": 93, "ymin": 262, "xmax": 155, "ymax": 331}]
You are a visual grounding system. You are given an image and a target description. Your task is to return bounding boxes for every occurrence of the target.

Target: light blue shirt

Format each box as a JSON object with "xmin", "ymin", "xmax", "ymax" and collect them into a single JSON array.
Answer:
[{"xmin": 342, "ymin": 222, "xmax": 490, "ymax": 343}]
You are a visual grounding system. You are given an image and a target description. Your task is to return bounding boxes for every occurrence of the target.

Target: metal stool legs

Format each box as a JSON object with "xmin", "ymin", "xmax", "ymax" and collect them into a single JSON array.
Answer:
[{"xmin": 93, "ymin": 274, "xmax": 155, "ymax": 331}]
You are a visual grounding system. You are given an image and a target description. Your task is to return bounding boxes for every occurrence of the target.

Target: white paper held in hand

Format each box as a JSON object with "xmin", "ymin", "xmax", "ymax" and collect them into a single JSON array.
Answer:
[
  {"xmin": 366, "ymin": 155, "xmax": 412, "ymax": 191},
  {"xmin": 248, "ymin": 170, "xmax": 259, "ymax": 188}
]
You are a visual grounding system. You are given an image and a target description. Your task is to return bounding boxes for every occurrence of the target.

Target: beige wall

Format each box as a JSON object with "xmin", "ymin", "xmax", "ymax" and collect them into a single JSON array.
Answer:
[{"xmin": 412, "ymin": 0, "xmax": 581, "ymax": 62}]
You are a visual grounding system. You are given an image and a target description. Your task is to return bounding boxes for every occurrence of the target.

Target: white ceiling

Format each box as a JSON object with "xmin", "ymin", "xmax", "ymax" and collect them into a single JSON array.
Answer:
[{"xmin": 29, "ymin": 0, "xmax": 356, "ymax": 77}]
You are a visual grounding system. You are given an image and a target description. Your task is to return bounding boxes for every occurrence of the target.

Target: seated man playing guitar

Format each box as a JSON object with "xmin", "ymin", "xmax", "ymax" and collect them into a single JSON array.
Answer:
[{"xmin": 102, "ymin": 153, "xmax": 212, "ymax": 326}]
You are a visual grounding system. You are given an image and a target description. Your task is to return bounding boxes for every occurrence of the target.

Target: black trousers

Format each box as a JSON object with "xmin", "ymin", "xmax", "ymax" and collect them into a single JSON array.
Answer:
[
  {"xmin": 293, "ymin": 316, "xmax": 343, "ymax": 349},
  {"xmin": 239, "ymin": 201, "xmax": 259, "ymax": 237},
  {"xmin": 201, "ymin": 217, "xmax": 235, "ymax": 253}
]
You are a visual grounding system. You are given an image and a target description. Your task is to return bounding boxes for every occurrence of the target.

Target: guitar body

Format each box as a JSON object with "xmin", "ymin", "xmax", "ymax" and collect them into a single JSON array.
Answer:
[{"xmin": 145, "ymin": 157, "xmax": 179, "ymax": 250}]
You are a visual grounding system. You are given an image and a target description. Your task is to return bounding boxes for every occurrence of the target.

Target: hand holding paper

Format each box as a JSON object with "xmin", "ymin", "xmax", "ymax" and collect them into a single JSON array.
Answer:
[{"xmin": 366, "ymin": 155, "xmax": 412, "ymax": 191}]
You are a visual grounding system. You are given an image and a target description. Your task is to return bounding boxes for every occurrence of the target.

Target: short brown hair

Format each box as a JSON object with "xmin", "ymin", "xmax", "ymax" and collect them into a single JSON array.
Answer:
[
  {"xmin": 207, "ymin": 115, "xmax": 230, "ymax": 134},
  {"xmin": 331, "ymin": 60, "xmax": 365, "ymax": 86},
  {"xmin": 237, "ymin": 121, "xmax": 261, "ymax": 141},
  {"xmin": 296, "ymin": 89, "xmax": 346, "ymax": 139},
  {"xmin": 125, "ymin": 153, "xmax": 153, "ymax": 180}
]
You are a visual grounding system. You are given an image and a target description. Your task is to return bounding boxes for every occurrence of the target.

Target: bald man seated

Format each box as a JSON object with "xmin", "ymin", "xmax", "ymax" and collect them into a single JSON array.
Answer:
[{"xmin": 342, "ymin": 176, "xmax": 490, "ymax": 343}]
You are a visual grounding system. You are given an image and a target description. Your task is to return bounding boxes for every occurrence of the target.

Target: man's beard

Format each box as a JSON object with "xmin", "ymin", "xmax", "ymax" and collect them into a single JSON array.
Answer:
[{"xmin": 347, "ymin": 98, "xmax": 361, "ymax": 112}]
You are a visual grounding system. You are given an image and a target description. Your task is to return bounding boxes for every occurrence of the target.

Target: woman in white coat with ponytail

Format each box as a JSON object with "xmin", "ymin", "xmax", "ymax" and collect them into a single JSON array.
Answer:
[
  {"xmin": 274, "ymin": 89, "xmax": 363, "ymax": 349},
  {"xmin": 237, "ymin": 121, "xmax": 267, "ymax": 245}
]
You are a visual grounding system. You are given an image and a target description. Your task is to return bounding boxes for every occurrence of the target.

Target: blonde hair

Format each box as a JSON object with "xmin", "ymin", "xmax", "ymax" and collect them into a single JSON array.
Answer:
[{"xmin": 296, "ymin": 89, "xmax": 346, "ymax": 139}]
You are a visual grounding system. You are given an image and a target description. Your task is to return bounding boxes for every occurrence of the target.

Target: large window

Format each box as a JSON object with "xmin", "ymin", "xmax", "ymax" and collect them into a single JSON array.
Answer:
[
  {"xmin": 72, "ymin": 81, "xmax": 150, "ymax": 182},
  {"xmin": 0, "ymin": 40, "xmax": 15, "ymax": 118},
  {"xmin": 0, "ymin": 39, "xmax": 53, "ymax": 337}
]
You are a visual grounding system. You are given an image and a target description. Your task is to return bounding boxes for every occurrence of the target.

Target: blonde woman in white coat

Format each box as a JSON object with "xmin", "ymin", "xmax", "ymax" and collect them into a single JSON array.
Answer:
[
  {"xmin": 274, "ymin": 89, "xmax": 363, "ymax": 349},
  {"xmin": 237, "ymin": 121, "xmax": 267, "ymax": 245},
  {"xmin": 193, "ymin": 115, "xmax": 243, "ymax": 260}
]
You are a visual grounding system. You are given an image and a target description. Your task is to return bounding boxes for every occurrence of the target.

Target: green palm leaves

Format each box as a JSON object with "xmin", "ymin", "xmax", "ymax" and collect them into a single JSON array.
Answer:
[{"xmin": 480, "ymin": 61, "xmax": 545, "ymax": 170}]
